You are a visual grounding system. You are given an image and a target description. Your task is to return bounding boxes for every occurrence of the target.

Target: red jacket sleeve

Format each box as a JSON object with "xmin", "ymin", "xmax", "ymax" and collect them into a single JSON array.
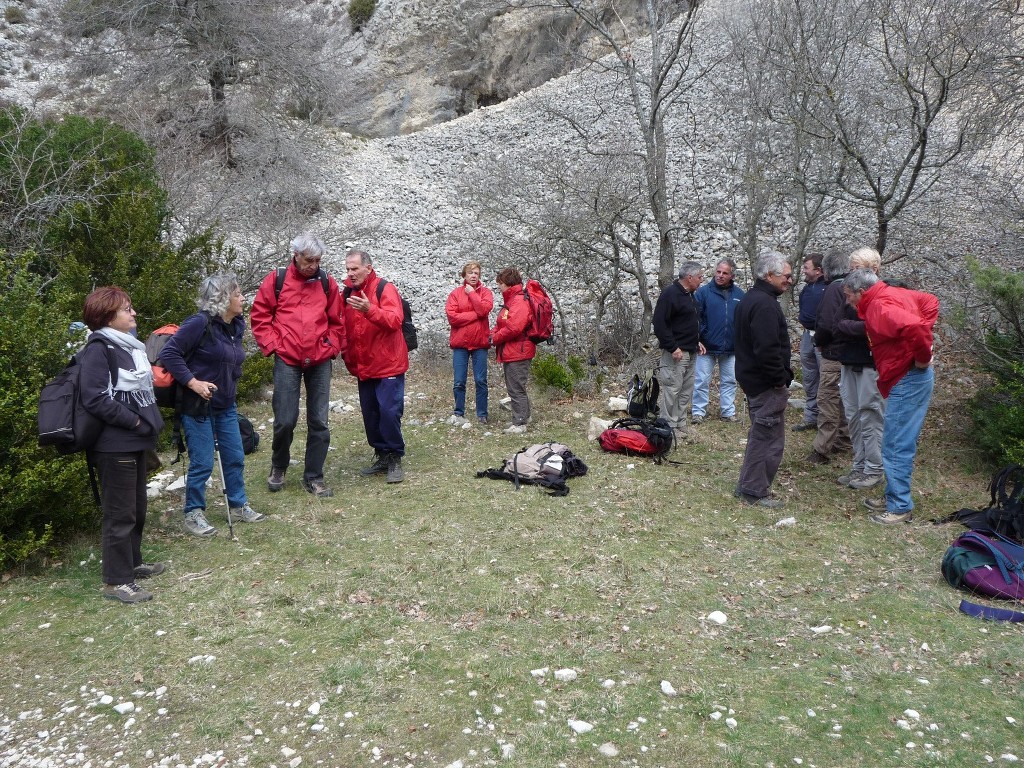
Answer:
[{"xmin": 249, "ymin": 271, "xmax": 280, "ymax": 357}]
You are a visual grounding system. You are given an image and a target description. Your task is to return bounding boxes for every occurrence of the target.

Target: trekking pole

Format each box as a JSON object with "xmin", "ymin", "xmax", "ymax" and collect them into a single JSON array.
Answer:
[{"xmin": 208, "ymin": 393, "xmax": 235, "ymax": 540}]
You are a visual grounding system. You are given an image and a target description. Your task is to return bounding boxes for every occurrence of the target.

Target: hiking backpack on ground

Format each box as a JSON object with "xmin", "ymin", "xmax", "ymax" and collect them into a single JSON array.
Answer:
[
  {"xmin": 598, "ymin": 417, "xmax": 675, "ymax": 464},
  {"xmin": 934, "ymin": 464, "xmax": 1024, "ymax": 544},
  {"xmin": 238, "ymin": 414, "xmax": 260, "ymax": 455},
  {"xmin": 523, "ymin": 279, "xmax": 554, "ymax": 344},
  {"xmin": 942, "ymin": 529, "xmax": 1024, "ymax": 601},
  {"xmin": 38, "ymin": 338, "xmax": 118, "ymax": 455},
  {"xmin": 344, "ymin": 279, "xmax": 418, "ymax": 351},
  {"xmin": 626, "ymin": 370, "xmax": 660, "ymax": 419},
  {"xmin": 477, "ymin": 442, "xmax": 588, "ymax": 496}
]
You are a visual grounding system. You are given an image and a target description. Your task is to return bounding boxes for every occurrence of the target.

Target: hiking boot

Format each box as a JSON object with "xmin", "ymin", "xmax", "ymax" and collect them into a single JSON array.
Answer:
[
  {"xmin": 837, "ymin": 470, "xmax": 862, "ymax": 486},
  {"xmin": 183, "ymin": 509, "xmax": 217, "ymax": 537},
  {"xmin": 133, "ymin": 562, "xmax": 165, "ymax": 579},
  {"xmin": 103, "ymin": 582, "xmax": 153, "ymax": 604},
  {"xmin": 360, "ymin": 452, "xmax": 390, "ymax": 476},
  {"xmin": 806, "ymin": 450, "xmax": 830, "ymax": 466},
  {"xmin": 505, "ymin": 424, "xmax": 528, "ymax": 435},
  {"xmin": 230, "ymin": 504, "xmax": 266, "ymax": 523},
  {"xmin": 303, "ymin": 477, "xmax": 334, "ymax": 498},
  {"xmin": 267, "ymin": 466, "xmax": 286, "ymax": 492},
  {"xmin": 849, "ymin": 473, "xmax": 884, "ymax": 490},
  {"xmin": 478, "ymin": 416, "xmax": 489, "ymax": 425},
  {"xmin": 720, "ymin": 415, "xmax": 738, "ymax": 423},
  {"xmin": 792, "ymin": 421, "xmax": 817, "ymax": 432},
  {"xmin": 863, "ymin": 497, "xmax": 887, "ymax": 512},
  {"xmin": 386, "ymin": 454, "xmax": 404, "ymax": 484},
  {"xmin": 870, "ymin": 510, "xmax": 913, "ymax": 525},
  {"xmin": 735, "ymin": 491, "xmax": 785, "ymax": 509},
  {"xmin": 691, "ymin": 415, "xmax": 705, "ymax": 425}
]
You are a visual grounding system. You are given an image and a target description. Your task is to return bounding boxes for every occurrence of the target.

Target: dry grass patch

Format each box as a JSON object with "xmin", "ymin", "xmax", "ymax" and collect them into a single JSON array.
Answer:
[{"xmin": 1, "ymin": 362, "xmax": 1020, "ymax": 767}]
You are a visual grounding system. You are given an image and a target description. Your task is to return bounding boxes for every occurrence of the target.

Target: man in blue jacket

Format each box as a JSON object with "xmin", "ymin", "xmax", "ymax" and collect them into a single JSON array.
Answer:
[{"xmin": 692, "ymin": 259, "xmax": 745, "ymax": 423}]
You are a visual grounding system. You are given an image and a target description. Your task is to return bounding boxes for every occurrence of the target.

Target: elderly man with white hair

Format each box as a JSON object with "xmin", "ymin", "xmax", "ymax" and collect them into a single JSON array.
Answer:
[
  {"xmin": 733, "ymin": 250, "xmax": 794, "ymax": 509},
  {"xmin": 251, "ymin": 233, "xmax": 346, "ymax": 498}
]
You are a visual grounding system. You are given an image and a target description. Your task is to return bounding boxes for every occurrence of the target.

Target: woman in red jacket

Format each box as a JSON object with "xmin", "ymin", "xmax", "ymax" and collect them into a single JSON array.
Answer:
[
  {"xmin": 491, "ymin": 268, "xmax": 536, "ymax": 434},
  {"xmin": 445, "ymin": 261, "xmax": 494, "ymax": 424}
]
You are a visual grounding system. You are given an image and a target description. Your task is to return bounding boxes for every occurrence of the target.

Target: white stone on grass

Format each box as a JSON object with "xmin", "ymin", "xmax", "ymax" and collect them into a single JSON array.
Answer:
[
  {"xmin": 530, "ymin": 667, "xmax": 548, "ymax": 679},
  {"xmin": 568, "ymin": 719, "xmax": 593, "ymax": 734},
  {"xmin": 707, "ymin": 611, "xmax": 727, "ymax": 625},
  {"xmin": 500, "ymin": 743, "xmax": 515, "ymax": 759},
  {"xmin": 725, "ymin": 718, "xmax": 738, "ymax": 729},
  {"xmin": 113, "ymin": 702, "xmax": 135, "ymax": 715},
  {"xmin": 904, "ymin": 709, "xmax": 921, "ymax": 720},
  {"xmin": 775, "ymin": 517, "xmax": 797, "ymax": 527},
  {"xmin": 602, "ymin": 679, "xmax": 615, "ymax": 689},
  {"xmin": 811, "ymin": 625, "xmax": 832, "ymax": 634},
  {"xmin": 553, "ymin": 668, "xmax": 577, "ymax": 682},
  {"xmin": 308, "ymin": 702, "xmax": 321, "ymax": 716},
  {"xmin": 709, "ymin": 712, "xmax": 722, "ymax": 721},
  {"xmin": 598, "ymin": 743, "xmax": 619, "ymax": 757},
  {"xmin": 660, "ymin": 680, "xmax": 677, "ymax": 697}
]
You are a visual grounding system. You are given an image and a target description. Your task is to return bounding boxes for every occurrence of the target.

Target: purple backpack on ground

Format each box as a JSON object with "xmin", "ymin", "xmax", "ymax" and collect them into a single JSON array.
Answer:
[{"xmin": 941, "ymin": 530, "xmax": 1024, "ymax": 600}]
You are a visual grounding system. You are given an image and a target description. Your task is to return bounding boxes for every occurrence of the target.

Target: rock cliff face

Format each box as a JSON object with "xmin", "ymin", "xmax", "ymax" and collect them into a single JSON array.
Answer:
[{"xmin": 330, "ymin": 0, "xmax": 646, "ymax": 136}]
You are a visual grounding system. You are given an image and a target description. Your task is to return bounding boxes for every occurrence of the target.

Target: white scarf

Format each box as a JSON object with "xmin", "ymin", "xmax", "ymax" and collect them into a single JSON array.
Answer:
[{"xmin": 92, "ymin": 327, "xmax": 157, "ymax": 409}]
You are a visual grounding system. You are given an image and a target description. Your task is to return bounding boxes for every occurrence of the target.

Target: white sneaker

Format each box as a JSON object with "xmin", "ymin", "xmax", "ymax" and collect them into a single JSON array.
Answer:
[
  {"xmin": 229, "ymin": 504, "xmax": 266, "ymax": 523},
  {"xmin": 504, "ymin": 424, "xmax": 528, "ymax": 434},
  {"xmin": 183, "ymin": 509, "xmax": 217, "ymax": 537}
]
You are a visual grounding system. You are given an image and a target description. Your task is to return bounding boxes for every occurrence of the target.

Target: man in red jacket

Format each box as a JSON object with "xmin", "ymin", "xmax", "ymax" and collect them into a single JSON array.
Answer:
[
  {"xmin": 491, "ymin": 267, "xmax": 536, "ymax": 434},
  {"xmin": 844, "ymin": 268, "xmax": 939, "ymax": 525},
  {"xmin": 342, "ymin": 249, "xmax": 410, "ymax": 483},
  {"xmin": 251, "ymin": 234, "xmax": 346, "ymax": 498}
]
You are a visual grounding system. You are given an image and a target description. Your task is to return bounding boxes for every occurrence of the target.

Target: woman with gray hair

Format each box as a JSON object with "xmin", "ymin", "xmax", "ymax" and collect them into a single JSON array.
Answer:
[{"xmin": 161, "ymin": 273, "xmax": 265, "ymax": 537}]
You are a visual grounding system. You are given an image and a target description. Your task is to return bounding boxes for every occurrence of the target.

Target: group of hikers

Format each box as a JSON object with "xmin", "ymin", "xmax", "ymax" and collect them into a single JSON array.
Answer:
[
  {"xmin": 77, "ymin": 235, "xmax": 545, "ymax": 603},
  {"xmin": 653, "ymin": 246, "xmax": 938, "ymax": 522},
  {"xmin": 75, "ymin": 235, "xmax": 937, "ymax": 604}
]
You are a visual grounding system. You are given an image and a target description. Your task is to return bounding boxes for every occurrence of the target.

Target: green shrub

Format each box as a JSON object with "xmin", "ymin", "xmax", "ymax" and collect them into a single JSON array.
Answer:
[
  {"xmin": 0, "ymin": 109, "xmax": 227, "ymax": 569},
  {"xmin": 236, "ymin": 352, "xmax": 275, "ymax": 403},
  {"xmin": 0, "ymin": 256, "xmax": 96, "ymax": 570},
  {"xmin": 970, "ymin": 361, "xmax": 1024, "ymax": 466},
  {"xmin": 348, "ymin": 0, "xmax": 376, "ymax": 31},
  {"xmin": 967, "ymin": 257, "xmax": 1024, "ymax": 466},
  {"xmin": 531, "ymin": 351, "xmax": 583, "ymax": 394}
]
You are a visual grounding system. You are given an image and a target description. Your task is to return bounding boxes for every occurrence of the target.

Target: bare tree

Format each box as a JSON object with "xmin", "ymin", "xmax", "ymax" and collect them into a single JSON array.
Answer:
[
  {"xmin": 61, "ymin": 0, "xmax": 335, "ymax": 166},
  {"xmin": 511, "ymin": 0, "xmax": 713, "ymax": 288},
  {"xmin": 728, "ymin": 0, "xmax": 1003, "ymax": 255}
]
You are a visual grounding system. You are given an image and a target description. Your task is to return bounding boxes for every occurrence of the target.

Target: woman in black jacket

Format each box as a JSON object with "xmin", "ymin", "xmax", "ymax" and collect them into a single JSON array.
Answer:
[{"xmin": 80, "ymin": 287, "xmax": 165, "ymax": 604}]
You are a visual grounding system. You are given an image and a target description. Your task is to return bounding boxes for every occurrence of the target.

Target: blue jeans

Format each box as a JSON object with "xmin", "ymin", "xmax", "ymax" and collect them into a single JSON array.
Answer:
[
  {"xmin": 693, "ymin": 352, "xmax": 737, "ymax": 418},
  {"xmin": 881, "ymin": 366, "xmax": 934, "ymax": 513},
  {"xmin": 358, "ymin": 375, "xmax": 406, "ymax": 456},
  {"xmin": 452, "ymin": 348, "xmax": 488, "ymax": 419},
  {"xmin": 799, "ymin": 330, "xmax": 820, "ymax": 424},
  {"xmin": 271, "ymin": 357, "xmax": 332, "ymax": 482},
  {"xmin": 182, "ymin": 403, "xmax": 247, "ymax": 513}
]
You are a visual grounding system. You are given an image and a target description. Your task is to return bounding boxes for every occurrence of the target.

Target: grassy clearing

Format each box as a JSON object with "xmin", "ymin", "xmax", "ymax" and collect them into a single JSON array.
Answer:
[{"xmin": 1, "ymin": 360, "xmax": 1020, "ymax": 767}]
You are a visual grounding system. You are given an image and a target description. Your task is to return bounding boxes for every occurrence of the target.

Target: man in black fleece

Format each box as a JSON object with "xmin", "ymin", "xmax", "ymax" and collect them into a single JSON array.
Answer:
[
  {"xmin": 653, "ymin": 261, "xmax": 705, "ymax": 440},
  {"xmin": 734, "ymin": 251, "xmax": 794, "ymax": 508}
]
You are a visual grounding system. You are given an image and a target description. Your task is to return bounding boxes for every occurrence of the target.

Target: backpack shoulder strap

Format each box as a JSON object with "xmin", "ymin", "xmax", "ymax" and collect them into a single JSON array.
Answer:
[
  {"xmin": 376, "ymin": 278, "xmax": 388, "ymax": 301},
  {"xmin": 81, "ymin": 337, "xmax": 119, "ymax": 383},
  {"xmin": 274, "ymin": 267, "xmax": 286, "ymax": 300},
  {"xmin": 318, "ymin": 268, "xmax": 330, "ymax": 296}
]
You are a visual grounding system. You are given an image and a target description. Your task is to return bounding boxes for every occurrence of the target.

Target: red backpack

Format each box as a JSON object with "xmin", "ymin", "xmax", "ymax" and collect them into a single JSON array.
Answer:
[
  {"xmin": 523, "ymin": 279, "xmax": 554, "ymax": 344},
  {"xmin": 145, "ymin": 324, "xmax": 181, "ymax": 408}
]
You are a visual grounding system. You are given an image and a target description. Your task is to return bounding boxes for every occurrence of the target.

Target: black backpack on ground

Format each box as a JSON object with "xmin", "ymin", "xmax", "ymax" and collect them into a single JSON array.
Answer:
[
  {"xmin": 237, "ymin": 414, "xmax": 260, "ymax": 455},
  {"xmin": 934, "ymin": 465, "xmax": 1024, "ymax": 544},
  {"xmin": 344, "ymin": 279, "xmax": 418, "ymax": 351},
  {"xmin": 626, "ymin": 370, "xmax": 660, "ymax": 419}
]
